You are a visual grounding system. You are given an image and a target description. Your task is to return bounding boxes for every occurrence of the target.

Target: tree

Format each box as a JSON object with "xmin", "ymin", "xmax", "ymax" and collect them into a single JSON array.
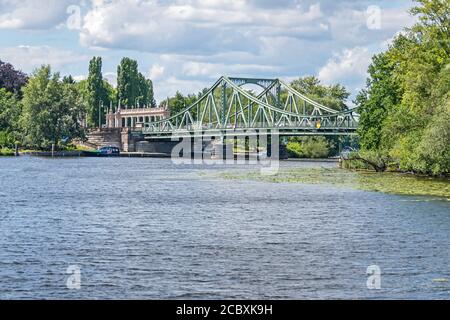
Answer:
[
  {"xmin": 413, "ymin": 102, "xmax": 450, "ymax": 175},
  {"xmin": 168, "ymin": 91, "xmax": 188, "ymax": 115},
  {"xmin": 87, "ymin": 57, "xmax": 108, "ymax": 127},
  {"xmin": 410, "ymin": 0, "xmax": 450, "ymax": 55},
  {"xmin": 21, "ymin": 66, "xmax": 85, "ymax": 149},
  {"xmin": 290, "ymin": 76, "xmax": 350, "ymax": 111},
  {"xmin": 356, "ymin": 51, "xmax": 401, "ymax": 150},
  {"xmin": 63, "ymin": 75, "xmax": 75, "ymax": 84},
  {"xmin": 0, "ymin": 60, "xmax": 28, "ymax": 95},
  {"xmin": 138, "ymin": 73, "xmax": 156, "ymax": 107},
  {"xmin": 287, "ymin": 136, "xmax": 330, "ymax": 159},
  {"xmin": 117, "ymin": 58, "xmax": 140, "ymax": 108},
  {"xmin": 147, "ymin": 79, "xmax": 156, "ymax": 107},
  {"xmin": 288, "ymin": 76, "xmax": 350, "ymax": 157},
  {"xmin": 0, "ymin": 88, "xmax": 21, "ymax": 148},
  {"xmin": 354, "ymin": 0, "xmax": 450, "ymax": 175},
  {"xmin": 162, "ymin": 88, "xmax": 205, "ymax": 118},
  {"xmin": 117, "ymin": 57, "xmax": 156, "ymax": 108},
  {"xmin": 104, "ymin": 80, "xmax": 117, "ymax": 111},
  {"xmin": 0, "ymin": 88, "xmax": 20, "ymax": 132}
]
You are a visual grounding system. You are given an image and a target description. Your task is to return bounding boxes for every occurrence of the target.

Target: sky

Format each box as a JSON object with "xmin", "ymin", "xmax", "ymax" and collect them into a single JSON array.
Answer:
[{"xmin": 0, "ymin": 0, "xmax": 417, "ymax": 103}]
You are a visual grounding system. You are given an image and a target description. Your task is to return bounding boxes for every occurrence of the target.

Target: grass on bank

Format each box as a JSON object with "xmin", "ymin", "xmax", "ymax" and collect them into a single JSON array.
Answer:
[{"xmin": 221, "ymin": 168, "xmax": 450, "ymax": 199}]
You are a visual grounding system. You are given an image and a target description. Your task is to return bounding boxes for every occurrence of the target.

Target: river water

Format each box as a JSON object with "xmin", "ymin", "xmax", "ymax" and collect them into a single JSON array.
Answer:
[{"xmin": 0, "ymin": 157, "xmax": 449, "ymax": 299}]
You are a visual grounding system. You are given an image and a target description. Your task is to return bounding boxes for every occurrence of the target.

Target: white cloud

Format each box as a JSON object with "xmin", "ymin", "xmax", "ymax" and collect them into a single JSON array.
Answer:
[
  {"xmin": 154, "ymin": 76, "xmax": 209, "ymax": 101},
  {"xmin": 0, "ymin": 0, "xmax": 418, "ymax": 102},
  {"xmin": 0, "ymin": 45, "xmax": 88, "ymax": 72},
  {"xmin": 73, "ymin": 74, "xmax": 86, "ymax": 82},
  {"xmin": 148, "ymin": 64, "xmax": 165, "ymax": 81},
  {"xmin": 318, "ymin": 46, "xmax": 372, "ymax": 90},
  {"xmin": 182, "ymin": 61, "xmax": 278, "ymax": 78},
  {"xmin": 104, "ymin": 72, "xmax": 117, "ymax": 87},
  {"xmin": 78, "ymin": 1, "xmax": 328, "ymax": 54},
  {"xmin": 0, "ymin": 0, "xmax": 77, "ymax": 29}
]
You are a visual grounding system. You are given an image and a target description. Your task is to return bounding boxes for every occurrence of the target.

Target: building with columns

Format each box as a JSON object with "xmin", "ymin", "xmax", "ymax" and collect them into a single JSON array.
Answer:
[{"xmin": 106, "ymin": 106, "xmax": 170, "ymax": 129}]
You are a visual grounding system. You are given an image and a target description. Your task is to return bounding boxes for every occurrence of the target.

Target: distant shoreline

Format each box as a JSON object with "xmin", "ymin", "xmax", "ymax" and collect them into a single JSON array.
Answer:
[{"xmin": 2, "ymin": 152, "xmax": 340, "ymax": 161}]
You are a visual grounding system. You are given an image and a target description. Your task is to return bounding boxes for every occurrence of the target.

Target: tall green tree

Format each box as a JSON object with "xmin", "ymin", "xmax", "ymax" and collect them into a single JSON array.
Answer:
[
  {"xmin": 21, "ymin": 66, "xmax": 85, "ymax": 149},
  {"xmin": 138, "ymin": 73, "xmax": 156, "ymax": 107},
  {"xmin": 104, "ymin": 80, "xmax": 118, "ymax": 111},
  {"xmin": 117, "ymin": 57, "xmax": 155, "ymax": 108},
  {"xmin": 117, "ymin": 58, "xmax": 140, "ymax": 108},
  {"xmin": 87, "ymin": 57, "xmax": 108, "ymax": 127}
]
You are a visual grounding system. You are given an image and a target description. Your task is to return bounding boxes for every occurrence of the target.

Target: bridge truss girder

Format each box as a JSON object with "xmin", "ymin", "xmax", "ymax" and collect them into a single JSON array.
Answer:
[{"xmin": 143, "ymin": 76, "xmax": 359, "ymax": 138}]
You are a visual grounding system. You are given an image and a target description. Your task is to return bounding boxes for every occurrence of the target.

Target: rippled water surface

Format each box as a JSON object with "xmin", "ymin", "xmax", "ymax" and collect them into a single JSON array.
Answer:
[{"xmin": 0, "ymin": 157, "xmax": 449, "ymax": 299}]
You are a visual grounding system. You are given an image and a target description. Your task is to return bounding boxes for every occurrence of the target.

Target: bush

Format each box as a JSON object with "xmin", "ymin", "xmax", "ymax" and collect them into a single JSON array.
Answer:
[
  {"xmin": 286, "ymin": 141, "xmax": 303, "ymax": 158},
  {"xmin": 287, "ymin": 137, "xmax": 330, "ymax": 158},
  {"xmin": 0, "ymin": 148, "xmax": 14, "ymax": 156}
]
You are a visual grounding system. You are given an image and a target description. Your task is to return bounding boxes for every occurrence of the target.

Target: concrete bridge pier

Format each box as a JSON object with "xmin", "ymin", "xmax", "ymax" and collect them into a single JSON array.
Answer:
[
  {"xmin": 135, "ymin": 137, "xmax": 227, "ymax": 159},
  {"xmin": 135, "ymin": 140, "xmax": 179, "ymax": 156}
]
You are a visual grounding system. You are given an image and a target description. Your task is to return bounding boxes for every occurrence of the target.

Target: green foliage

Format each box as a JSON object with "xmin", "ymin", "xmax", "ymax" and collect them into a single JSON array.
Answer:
[
  {"xmin": 290, "ymin": 76, "xmax": 350, "ymax": 111},
  {"xmin": 408, "ymin": 101, "xmax": 450, "ymax": 175},
  {"xmin": 286, "ymin": 76, "xmax": 350, "ymax": 157},
  {"xmin": 287, "ymin": 137, "xmax": 330, "ymax": 158},
  {"xmin": 103, "ymin": 80, "xmax": 117, "ymax": 110},
  {"xmin": 168, "ymin": 91, "xmax": 188, "ymax": 115},
  {"xmin": 117, "ymin": 57, "xmax": 139, "ymax": 107},
  {"xmin": 117, "ymin": 57, "xmax": 155, "ymax": 108},
  {"xmin": 0, "ymin": 130, "xmax": 14, "ymax": 149},
  {"xmin": 87, "ymin": 57, "xmax": 109, "ymax": 127},
  {"xmin": 356, "ymin": 51, "xmax": 401, "ymax": 150},
  {"xmin": 0, "ymin": 88, "xmax": 21, "ymax": 134},
  {"xmin": 286, "ymin": 141, "xmax": 303, "ymax": 158},
  {"xmin": 138, "ymin": 74, "xmax": 156, "ymax": 108},
  {"xmin": 0, "ymin": 147, "xmax": 14, "ymax": 156},
  {"xmin": 410, "ymin": 0, "xmax": 450, "ymax": 55},
  {"xmin": 165, "ymin": 90, "xmax": 204, "ymax": 117},
  {"xmin": 63, "ymin": 75, "xmax": 75, "ymax": 84},
  {"xmin": 20, "ymin": 65, "xmax": 86, "ymax": 149},
  {"xmin": 356, "ymin": 0, "xmax": 450, "ymax": 175}
]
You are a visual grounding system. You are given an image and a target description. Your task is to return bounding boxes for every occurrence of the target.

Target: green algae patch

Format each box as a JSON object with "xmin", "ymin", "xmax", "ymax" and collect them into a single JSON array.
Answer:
[{"xmin": 221, "ymin": 168, "xmax": 450, "ymax": 199}]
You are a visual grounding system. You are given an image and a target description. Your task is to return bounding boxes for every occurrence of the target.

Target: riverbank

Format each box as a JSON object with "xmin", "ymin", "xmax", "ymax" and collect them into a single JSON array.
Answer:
[
  {"xmin": 221, "ymin": 168, "xmax": 450, "ymax": 199},
  {"xmin": 0, "ymin": 148, "xmax": 15, "ymax": 156},
  {"xmin": 19, "ymin": 151, "xmax": 172, "ymax": 158}
]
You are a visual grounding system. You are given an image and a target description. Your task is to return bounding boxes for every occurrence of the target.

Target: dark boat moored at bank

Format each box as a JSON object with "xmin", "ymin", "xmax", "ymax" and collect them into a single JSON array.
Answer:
[{"xmin": 83, "ymin": 146, "xmax": 121, "ymax": 157}]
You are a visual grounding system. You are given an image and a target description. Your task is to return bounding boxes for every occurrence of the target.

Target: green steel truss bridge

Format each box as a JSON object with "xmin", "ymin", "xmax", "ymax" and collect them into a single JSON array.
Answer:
[{"xmin": 143, "ymin": 76, "xmax": 359, "ymax": 139}]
